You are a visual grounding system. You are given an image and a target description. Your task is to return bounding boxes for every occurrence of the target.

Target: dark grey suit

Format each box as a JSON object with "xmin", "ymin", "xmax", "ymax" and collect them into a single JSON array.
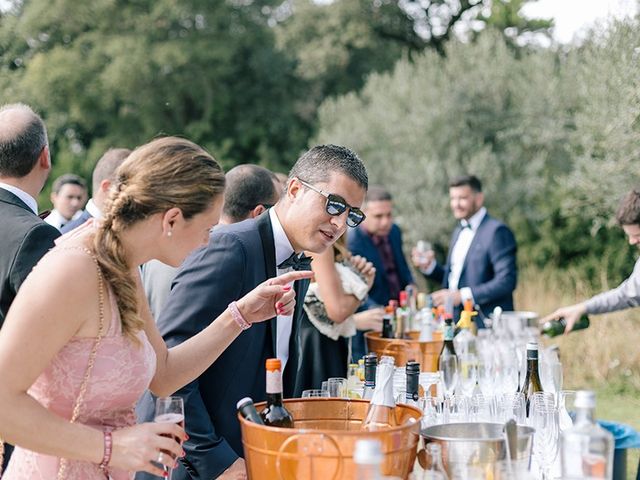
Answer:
[
  {"xmin": 0, "ymin": 187, "xmax": 60, "ymax": 326},
  {"xmin": 136, "ymin": 212, "xmax": 310, "ymax": 480},
  {"xmin": 0, "ymin": 186, "xmax": 60, "ymax": 470}
]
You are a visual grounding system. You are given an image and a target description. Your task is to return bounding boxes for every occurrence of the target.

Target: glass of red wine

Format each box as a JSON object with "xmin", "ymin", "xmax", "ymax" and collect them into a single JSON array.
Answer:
[{"xmin": 154, "ymin": 396, "xmax": 185, "ymax": 480}]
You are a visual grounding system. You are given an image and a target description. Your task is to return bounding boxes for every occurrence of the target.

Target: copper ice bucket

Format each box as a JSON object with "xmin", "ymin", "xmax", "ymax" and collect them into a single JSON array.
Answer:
[
  {"xmin": 365, "ymin": 331, "xmax": 443, "ymax": 372},
  {"xmin": 238, "ymin": 398, "xmax": 421, "ymax": 480}
]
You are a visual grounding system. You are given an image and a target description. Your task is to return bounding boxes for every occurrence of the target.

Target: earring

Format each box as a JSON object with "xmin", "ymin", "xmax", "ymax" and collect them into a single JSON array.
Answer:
[{"xmin": 167, "ymin": 231, "xmax": 172, "ymax": 237}]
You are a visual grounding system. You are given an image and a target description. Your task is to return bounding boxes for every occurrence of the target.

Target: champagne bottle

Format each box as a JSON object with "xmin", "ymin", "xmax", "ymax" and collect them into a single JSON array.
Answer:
[
  {"xmin": 439, "ymin": 318, "xmax": 457, "ymax": 358},
  {"xmin": 541, "ymin": 314, "xmax": 590, "ymax": 337},
  {"xmin": 438, "ymin": 318, "xmax": 458, "ymax": 398},
  {"xmin": 405, "ymin": 361, "xmax": 421, "ymax": 407},
  {"xmin": 362, "ymin": 354, "xmax": 377, "ymax": 400},
  {"xmin": 260, "ymin": 358, "xmax": 294, "ymax": 428},
  {"xmin": 236, "ymin": 397, "xmax": 265, "ymax": 425},
  {"xmin": 519, "ymin": 342, "xmax": 543, "ymax": 417},
  {"xmin": 361, "ymin": 356, "xmax": 398, "ymax": 431}
]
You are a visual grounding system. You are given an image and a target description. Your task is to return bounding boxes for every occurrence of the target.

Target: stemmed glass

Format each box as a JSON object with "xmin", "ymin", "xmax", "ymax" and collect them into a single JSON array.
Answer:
[
  {"xmin": 154, "ymin": 396, "xmax": 185, "ymax": 480},
  {"xmin": 531, "ymin": 395, "xmax": 559, "ymax": 480},
  {"xmin": 458, "ymin": 353, "xmax": 478, "ymax": 398},
  {"xmin": 439, "ymin": 355, "xmax": 459, "ymax": 401}
]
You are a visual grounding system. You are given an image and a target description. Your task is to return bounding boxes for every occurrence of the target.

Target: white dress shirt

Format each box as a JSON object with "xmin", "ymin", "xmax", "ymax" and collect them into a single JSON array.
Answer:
[
  {"xmin": 84, "ymin": 198, "xmax": 102, "ymax": 219},
  {"xmin": 44, "ymin": 208, "xmax": 84, "ymax": 230},
  {"xmin": 269, "ymin": 208, "xmax": 296, "ymax": 371},
  {"xmin": 0, "ymin": 182, "xmax": 38, "ymax": 214},
  {"xmin": 447, "ymin": 207, "xmax": 487, "ymax": 304}
]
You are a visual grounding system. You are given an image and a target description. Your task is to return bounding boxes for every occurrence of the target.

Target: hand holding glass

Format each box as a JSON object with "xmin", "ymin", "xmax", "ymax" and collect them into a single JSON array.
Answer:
[{"xmin": 154, "ymin": 396, "xmax": 185, "ymax": 480}]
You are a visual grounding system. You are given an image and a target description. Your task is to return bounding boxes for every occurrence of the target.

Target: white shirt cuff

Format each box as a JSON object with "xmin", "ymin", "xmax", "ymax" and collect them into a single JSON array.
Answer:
[
  {"xmin": 421, "ymin": 261, "xmax": 437, "ymax": 276},
  {"xmin": 459, "ymin": 287, "xmax": 474, "ymax": 305}
]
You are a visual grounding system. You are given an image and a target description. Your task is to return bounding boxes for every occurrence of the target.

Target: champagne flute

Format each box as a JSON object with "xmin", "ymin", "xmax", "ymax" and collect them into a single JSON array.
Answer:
[{"xmin": 154, "ymin": 396, "xmax": 185, "ymax": 480}]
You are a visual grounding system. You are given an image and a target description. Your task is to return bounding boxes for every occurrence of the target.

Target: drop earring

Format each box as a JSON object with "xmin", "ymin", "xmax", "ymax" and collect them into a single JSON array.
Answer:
[{"xmin": 167, "ymin": 231, "xmax": 172, "ymax": 237}]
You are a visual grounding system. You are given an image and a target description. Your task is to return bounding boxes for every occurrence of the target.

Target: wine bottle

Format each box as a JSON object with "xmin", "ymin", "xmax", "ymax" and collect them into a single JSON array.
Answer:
[
  {"xmin": 381, "ymin": 313, "xmax": 394, "ymax": 339},
  {"xmin": 405, "ymin": 361, "xmax": 421, "ymax": 407},
  {"xmin": 541, "ymin": 314, "xmax": 590, "ymax": 337},
  {"xmin": 361, "ymin": 356, "xmax": 398, "ymax": 431},
  {"xmin": 236, "ymin": 397, "xmax": 265, "ymax": 425},
  {"xmin": 519, "ymin": 342, "xmax": 543, "ymax": 417},
  {"xmin": 561, "ymin": 390, "xmax": 614, "ymax": 479},
  {"xmin": 439, "ymin": 318, "xmax": 457, "ymax": 358},
  {"xmin": 354, "ymin": 439, "xmax": 384, "ymax": 480},
  {"xmin": 362, "ymin": 354, "xmax": 377, "ymax": 400},
  {"xmin": 260, "ymin": 358, "xmax": 294, "ymax": 428}
]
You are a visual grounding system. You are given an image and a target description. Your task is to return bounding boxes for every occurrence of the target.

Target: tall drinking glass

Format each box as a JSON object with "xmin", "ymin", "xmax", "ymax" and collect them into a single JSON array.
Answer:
[{"xmin": 154, "ymin": 396, "xmax": 185, "ymax": 480}]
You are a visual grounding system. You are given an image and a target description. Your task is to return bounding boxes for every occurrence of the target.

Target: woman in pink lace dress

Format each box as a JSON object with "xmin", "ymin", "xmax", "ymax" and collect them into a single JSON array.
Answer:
[{"xmin": 0, "ymin": 137, "xmax": 310, "ymax": 479}]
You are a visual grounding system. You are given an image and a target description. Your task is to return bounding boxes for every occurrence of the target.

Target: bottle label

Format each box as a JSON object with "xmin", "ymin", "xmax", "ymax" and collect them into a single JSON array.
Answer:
[
  {"xmin": 266, "ymin": 370, "xmax": 283, "ymax": 395},
  {"xmin": 370, "ymin": 363, "xmax": 395, "ymax": 408}
]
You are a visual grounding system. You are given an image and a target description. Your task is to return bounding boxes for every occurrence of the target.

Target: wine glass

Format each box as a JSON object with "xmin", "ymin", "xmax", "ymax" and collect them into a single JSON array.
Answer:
[
  {"xmin": 532, "ymin": 401, "xmax": 559, "ymax": 480},
  {"xmin": 439, "ymin": 355, "xmax": 459, "ymax": 400},
  {"xmin": 154, "ymin": 396, "xmax": 185, "ymax": 480},
  {"xmin": 458, "ymin": 353, "xmax": 478, "ymax": 397}
]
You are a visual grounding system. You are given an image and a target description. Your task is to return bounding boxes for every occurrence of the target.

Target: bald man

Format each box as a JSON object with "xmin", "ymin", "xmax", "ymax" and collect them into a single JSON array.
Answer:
[{"xmin": 0, "ymin": 103, "xmax": 59, "ymax": 470}]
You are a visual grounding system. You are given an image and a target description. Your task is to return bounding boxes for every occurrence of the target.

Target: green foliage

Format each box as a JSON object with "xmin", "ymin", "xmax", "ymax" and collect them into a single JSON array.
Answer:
[
  {"xmin": 315, "ymin": 18, "xmax": 640, "ymax": 284},
  {"xmin": 0, "ymin": 0, "xmax": 312, "ymax": 207}
]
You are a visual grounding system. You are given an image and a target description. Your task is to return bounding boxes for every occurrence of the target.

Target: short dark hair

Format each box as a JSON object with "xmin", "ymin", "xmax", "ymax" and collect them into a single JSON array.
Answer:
[
  {"xmin": 288, "ymin": 144, "xmax": 368, "ymax": 190},
  {"xmin": 364, "ymin": 185, "xmax": 392, "ymax": 205},
  {"xmin": 92, "ymin": 148, "xmax": 131, "ymax": 192},
  {"xmin": 449, "ymin": 174, "xmax": 482, "ymax": 193},
  {"xmin": 0, "ymin": 103, "xmax": 48, "ymax": 178},
  {"xmin": 223, "ymin": 164, "xmax": 279, "ymax": 222},
  {"xmin": 52, "ymin": 173, "xmax": 87, "ymax": 195},
  {"xmin": 616, "ymin": 189, "xmax": 640, "ymax": 225}
]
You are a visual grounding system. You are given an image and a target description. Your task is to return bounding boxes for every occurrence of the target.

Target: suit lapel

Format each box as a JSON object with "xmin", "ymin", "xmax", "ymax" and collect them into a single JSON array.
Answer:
[{"xmin": 256, "ymin": 212, "xmax": 278, "ymax": 355}]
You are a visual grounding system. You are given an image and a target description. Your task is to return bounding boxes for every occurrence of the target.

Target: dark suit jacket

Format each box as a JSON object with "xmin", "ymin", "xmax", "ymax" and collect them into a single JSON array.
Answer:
[
  {"xmin": 425, "ymin": 213, "xmax": 517, "ymax": 323},
  {"xmin": 60, "ymin": 209, "xmax": 92, "ymax": 233},
  {"xmin": 0, "ymin": 188, "xmax": 60, "ymax": 327},
  {"xmin": 347, "ymin": 223, "xmax": 414, "ymax": 309},
  {"xmin": 136, "ymin": 212, "xmax": 310, "ymax": 480}
]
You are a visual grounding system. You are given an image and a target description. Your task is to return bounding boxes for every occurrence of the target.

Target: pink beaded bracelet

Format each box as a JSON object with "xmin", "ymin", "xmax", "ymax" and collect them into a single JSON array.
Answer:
[
  {"xmin": 99, "ymin": 429, "xmax": 112, "ymax": 472},
  {"xmin": 228, "ymin": 301, "xmax": 251, "ymax": 330}
]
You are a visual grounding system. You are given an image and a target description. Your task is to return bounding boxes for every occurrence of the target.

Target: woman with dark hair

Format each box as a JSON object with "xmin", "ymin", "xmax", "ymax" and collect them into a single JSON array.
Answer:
[{"xmin": 0, "ymin": 137, "xmax": 310, "ymax": 479}]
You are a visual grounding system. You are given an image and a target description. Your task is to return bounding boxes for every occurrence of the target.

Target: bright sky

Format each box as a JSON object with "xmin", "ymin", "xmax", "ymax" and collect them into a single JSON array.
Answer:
[{"xmin": 522, "ymin": 0, "xmax": 638, "ymax": 43}]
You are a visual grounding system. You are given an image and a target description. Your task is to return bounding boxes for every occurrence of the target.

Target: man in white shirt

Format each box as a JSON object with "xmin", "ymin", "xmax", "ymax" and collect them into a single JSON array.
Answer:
[
  {"xmin": 413, "ymin": 175, "xmax": 517, "ymax": 326},
  {"xmin": 61, "ymin": 147, "xmax": 131, "ymax": 233},
  {"xmin": 136, "ymin": 144, "xmax": 368, "ymax": 480},
  {"xmin": 0, "ymin": 102, "xmax": 60, "ymax": 470},
  {"xmin": 44, "ymin": 173, "xmax": 88, "ymax": 230}
]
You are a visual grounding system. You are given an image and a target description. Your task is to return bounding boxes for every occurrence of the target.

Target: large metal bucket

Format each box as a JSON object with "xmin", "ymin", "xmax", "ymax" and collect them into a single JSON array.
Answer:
[
  {"xmin": 421, "ymin": 422, "xmax": 534, "ymax": 479},
  {"xmin": 239, "ymin": 398, "xmax": 421, "ymax": 480},
  {"xmin": 365, "ymin": 331, "xmax": 443, "ymax": 372}
]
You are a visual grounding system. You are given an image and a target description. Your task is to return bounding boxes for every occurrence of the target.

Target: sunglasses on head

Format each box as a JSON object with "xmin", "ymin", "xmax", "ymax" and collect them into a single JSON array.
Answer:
[{"xmin": 297, "ymin": 179, "xmax": 366, "ymax": 228}]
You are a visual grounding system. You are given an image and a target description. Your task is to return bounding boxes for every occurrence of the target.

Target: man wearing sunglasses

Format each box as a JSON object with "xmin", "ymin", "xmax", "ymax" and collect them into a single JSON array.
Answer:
[
  {"xmin": 137, "ymin": 145, "xmax": 368, "ymax": 480},
  {"xmin": 347, "ymin": 185, "xmax": 415, "ymax": 360}
]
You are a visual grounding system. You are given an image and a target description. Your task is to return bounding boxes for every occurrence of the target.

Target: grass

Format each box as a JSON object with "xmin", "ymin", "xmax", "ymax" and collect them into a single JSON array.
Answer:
[{"xmin": 516, "ymin": 267, "xmax": 640, "ymax": 478}]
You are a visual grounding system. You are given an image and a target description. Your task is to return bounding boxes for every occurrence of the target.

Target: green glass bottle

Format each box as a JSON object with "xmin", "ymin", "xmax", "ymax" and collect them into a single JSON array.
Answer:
[
  {"xmin": 541, "ymin": 314, "xmax": 590, "ymax": 337},
  {"xmin": 519, "ymin": 342, "xmax": 544, "ymax": 417}
]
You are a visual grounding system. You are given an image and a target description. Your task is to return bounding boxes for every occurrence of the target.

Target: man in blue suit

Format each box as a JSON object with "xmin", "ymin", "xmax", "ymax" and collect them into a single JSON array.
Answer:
[
  {"xmin": 347, "ymin": 186, "xmax": 414, "ymax": 359},
  {"xmin": 137, "ymin": 145, "xmax": 368, "ymax": 480},
  {"xmin": 413, "ymin": 175, "xmax": 517, "ymax": 325}
]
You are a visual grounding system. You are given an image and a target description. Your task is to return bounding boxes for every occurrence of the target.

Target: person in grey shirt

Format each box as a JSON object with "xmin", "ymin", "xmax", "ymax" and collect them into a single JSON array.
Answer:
[
  {"xmin": 141, "ymin": 164, "xmax": 281, "ymax": 319},
  {"xmin": 544, "ymin": 188, "xmax": 640, "ymax": 331}
]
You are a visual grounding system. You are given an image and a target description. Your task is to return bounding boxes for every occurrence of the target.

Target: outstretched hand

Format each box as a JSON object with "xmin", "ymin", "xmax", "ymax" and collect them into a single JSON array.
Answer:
[
  {"xmin": 540, "ymin": 303, "xmax": 586, "ymax": 334},
  {"xmin": 237, "ymin": 270, "xmax": 314, "ymax": 324}
]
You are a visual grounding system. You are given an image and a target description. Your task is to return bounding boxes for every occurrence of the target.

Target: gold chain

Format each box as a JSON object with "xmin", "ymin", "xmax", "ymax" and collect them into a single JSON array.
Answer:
[{"xmin": 53, "ymin": 247, "xmax": 106, "ymax": 480}]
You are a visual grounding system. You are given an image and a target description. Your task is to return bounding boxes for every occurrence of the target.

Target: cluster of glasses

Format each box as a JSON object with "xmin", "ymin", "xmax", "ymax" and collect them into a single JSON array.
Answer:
[{"xmin": 528, "ymin": 390, "xmax": 577, "ymax": 479}]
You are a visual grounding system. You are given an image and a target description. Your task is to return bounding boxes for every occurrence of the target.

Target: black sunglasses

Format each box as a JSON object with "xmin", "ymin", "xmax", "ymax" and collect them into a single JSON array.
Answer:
[{"xmin": 298, "ymin": 179, "xmax": 366, "ymax": 228}]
